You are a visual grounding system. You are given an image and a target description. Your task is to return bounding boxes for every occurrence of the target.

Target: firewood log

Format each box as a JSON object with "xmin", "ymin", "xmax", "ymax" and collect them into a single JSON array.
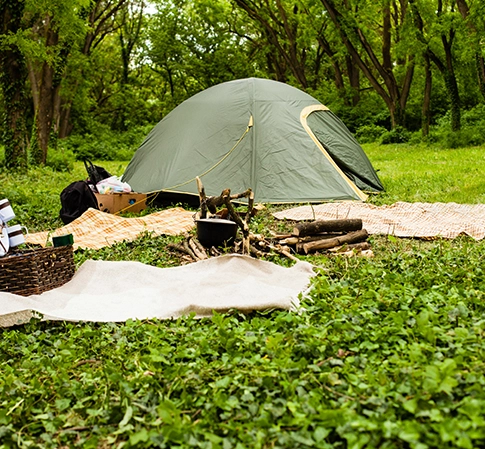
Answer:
[
  {"xmin": 328, "ymin": 241, "xmax": 371, "ymax": 253},
  {"xmin": 292, "ymin": 219, "xmax": 363, "ymax": 237},
  {"xmin": 297, "ymin": 229, "xmax": 368, "ymax": 254}
]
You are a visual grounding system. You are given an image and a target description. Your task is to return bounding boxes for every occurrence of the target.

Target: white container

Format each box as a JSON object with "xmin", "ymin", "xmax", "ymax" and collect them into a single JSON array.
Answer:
[
  {"xmin": 0, "ymin": 227, "xmax": 9, "ymax": 256},
  {"xmin": 0, "ymin": 199, "xmax": 15, "ymax": 223},
  {"xmin": 6, "ymin": 224, "xmax": 28, "ymax": 248}
]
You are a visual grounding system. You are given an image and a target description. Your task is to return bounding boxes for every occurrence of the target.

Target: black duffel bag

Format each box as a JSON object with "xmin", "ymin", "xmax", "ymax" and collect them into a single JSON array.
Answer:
[
  {"xmin": 83, "ymin": 159, "xmax": 112, "ymax": 186},
  {"xmin": 59, "ymin": 181, "xmax": 99, "ymax": 224}
]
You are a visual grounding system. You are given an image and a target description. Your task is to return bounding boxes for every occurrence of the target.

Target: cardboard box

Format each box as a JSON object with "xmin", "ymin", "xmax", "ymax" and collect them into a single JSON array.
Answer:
[{"xmin": 95, "ymin": 192, "xmax": 147, "ymax": 214}]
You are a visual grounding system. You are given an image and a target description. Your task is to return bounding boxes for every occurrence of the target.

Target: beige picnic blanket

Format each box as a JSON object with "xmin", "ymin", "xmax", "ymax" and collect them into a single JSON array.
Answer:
[
  {"xmin": 273, "ymin": 202, "xmax": 485, "ymax": 240},
  {"xmin": 0, "ymin": 255, "xmax": 315, "ymax": 327},
  {"xmin": 26, "ymin": 207, "xmax": 195, "ymax": 250}
]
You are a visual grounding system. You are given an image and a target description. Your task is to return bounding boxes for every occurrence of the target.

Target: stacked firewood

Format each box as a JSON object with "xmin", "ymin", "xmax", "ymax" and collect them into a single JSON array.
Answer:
[
  {"xmin": 167, "ymin": 178, "xmax": 372, "ymax": 262},
  {"xmin": 168, "ymin": 218, "xmax": 372, "ymax": 263},
  {"xmin": 167, "ymin": 177, "xmax": 256, "ymax": 262},
  {"xmin": 269, "ymin": 218, "xmax": 372, "ymax": 257}
]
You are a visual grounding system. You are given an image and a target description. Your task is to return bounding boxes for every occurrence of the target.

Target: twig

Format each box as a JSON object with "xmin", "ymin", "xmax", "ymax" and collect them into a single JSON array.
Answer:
[
  {"xmin": 73, "ymin": 359, "xmax": 100, "ymax": 368},
  {"xmin": 268, "ymin": 244, "xmax": 300, "ymax": 262},
  {"xmin": 271, "ymin": 232, "xmax": 293, "ymax": 240},
  {"xmin": 249, "ymin": 244, "xmax": 266, "ymax": 258},
  {"xmin": 230, "ymin": 189, "xmax": 252, "ymax": 200},
  {"xmin": 245, "ymin": 190, "xmax": 255, "ymax": 223},
  {"xmin": 196, "ymin": 176, "xmax": 208, "ymax": 219},
  {"xmin": 210, "ymin": 247, "xmax": 222, "ymax": 257},
  {"xmin": 183, "ymin": 238, "xmax": 199, "ymax": 261},
  {"xmin": 167, "ymin": 242, "xmax": 194, "ymax": 258},
  {"xmin": 298, "ymin": 229, "xmax": 369, "ymax": 254},
  {"xmin": 222, "ymin": 190, "xmax": 251, "ymax": 255},
  {"xmin": 192, "ymin": 237, "xmax": 209, "ymax": 257},
  {"xmin": 204, "ymin": 188, "xmax": 252, "ymax": 214},
  {"xmin": 188, "ymin": 237, "xmax": 208, "ymax": 260},
  {"xmin": 328, "ymin": 242, "xmax": 371, "ymax": 253},
  {"xmin": 222, "ymin": 191, "xmax": 247, "ymax": 232}
]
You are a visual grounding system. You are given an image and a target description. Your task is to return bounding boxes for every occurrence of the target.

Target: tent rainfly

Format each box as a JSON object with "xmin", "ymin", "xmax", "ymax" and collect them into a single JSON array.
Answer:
[{"xmin": 122, "ymin": 78, "xmax": 384, "ymax": 203}]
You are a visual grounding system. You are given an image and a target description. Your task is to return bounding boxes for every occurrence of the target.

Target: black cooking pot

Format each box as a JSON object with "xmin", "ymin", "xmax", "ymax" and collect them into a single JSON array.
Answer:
[{"xmin": 195, "ymin": 218, "xmax": 238, "ymax": 247}]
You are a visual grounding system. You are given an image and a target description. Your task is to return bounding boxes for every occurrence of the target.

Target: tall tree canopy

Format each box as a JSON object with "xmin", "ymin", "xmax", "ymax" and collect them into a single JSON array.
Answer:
[{"xmin": 2, "ymin": 0, "xmax": 485, "ymax": 168}]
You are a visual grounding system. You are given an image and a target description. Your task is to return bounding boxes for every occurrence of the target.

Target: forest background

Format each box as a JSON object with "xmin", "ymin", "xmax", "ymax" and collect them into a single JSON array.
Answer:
[{"xmin": 1, "ymin": 0, "xmax": 485, "ymax": 171}]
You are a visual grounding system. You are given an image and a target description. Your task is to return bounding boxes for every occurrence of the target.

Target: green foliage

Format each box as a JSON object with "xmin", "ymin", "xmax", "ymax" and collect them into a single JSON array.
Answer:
[
  {"xmin": 2, "ymin": 237, "xmax": 485, "ymax": 448},
  {"xmin": 1, "ymin": 149, "xmax": 485, "ymax": 447},
  {"xmin": 45, "ymin": 148, "xmax": 76, "ymax": 172},
  {"xmin": 3, "ymin": 0, "xmax": 485, "ymax": 156},
  {"xmin": 147, "ymin": 0, "xmax": 260, "ymax": 108},
  {"xmin": 380, "ymin": 126, "xmax": 411, "ymax": 145},
  {"xmin": 425, "ymin": 105, "xmax": 485, "ymax": 148},
  {"xmin": 441, "ymin": 129, "xmax": 485, "ymax": 149},
  {"xmin": 355, "ymin": 125, "xmax": 387, "ymax": 144},
  {"xmin": 59, "ymin": 125, "xmax": 151, "ymax": 161}
]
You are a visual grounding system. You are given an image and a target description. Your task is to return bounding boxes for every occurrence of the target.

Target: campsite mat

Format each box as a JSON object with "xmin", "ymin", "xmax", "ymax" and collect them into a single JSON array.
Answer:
[
  {"xmin": 273, "ymin": 202, "xmax": 485, "ymax": 240},
  {"xmin": 0, "ymin": 255, "xmax": 314, "ymax": 327},
  {"xmin": 26, "ymin": 207, "xmax": 195, "ymax": 250}
]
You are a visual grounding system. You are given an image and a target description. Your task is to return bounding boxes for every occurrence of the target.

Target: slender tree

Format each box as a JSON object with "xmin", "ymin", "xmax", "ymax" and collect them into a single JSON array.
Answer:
[
  {"xmin": 148, "ymin": 0, "xmax": 257, "ymax": 107},
  {"xmin": 408, "ymin": 0, "xmax": 462, "ymax": 131},
  {"xmin": 57, "ymin": 0, "xmax": 129, "ymax": 137},
  {"xmin": 232, "ymin": 0, "xmax": 309, "ymax": 87},
  {"xmin": 454, "ymin": 0, "xmax": 485, "ymax": 101},
  {"xmin": 0, "ymin": 0, "xmax": 28, "ymax": 169},
  {"xmin": 319, "ymin": 0, "xmax": 415, "ymax": 128}
]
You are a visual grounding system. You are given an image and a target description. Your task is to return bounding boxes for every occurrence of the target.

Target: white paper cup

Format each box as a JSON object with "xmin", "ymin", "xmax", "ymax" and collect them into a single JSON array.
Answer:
[
  {"xmin": 0, "ymin": 227, "xmax": 10, "ymax": 256},
  {"xmin": 0, "ymin": 199, "xmax": 15, "ymax": 223},
  {"xmin": 7, "ymin": 224, "xmax": 28, "ymax": 248}
]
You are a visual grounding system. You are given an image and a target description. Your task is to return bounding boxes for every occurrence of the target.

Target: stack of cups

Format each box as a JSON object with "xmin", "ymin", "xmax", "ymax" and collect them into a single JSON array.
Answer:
[{"xmin": 0, "ymin": 199, "xmax": 28, "ymax": 257}]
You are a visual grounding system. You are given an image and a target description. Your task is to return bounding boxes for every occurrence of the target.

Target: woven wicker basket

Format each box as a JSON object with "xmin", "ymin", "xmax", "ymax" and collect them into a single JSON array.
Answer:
[{"xmin": 0, "ymin": 245, "xmax": 75, "ymax": 296}]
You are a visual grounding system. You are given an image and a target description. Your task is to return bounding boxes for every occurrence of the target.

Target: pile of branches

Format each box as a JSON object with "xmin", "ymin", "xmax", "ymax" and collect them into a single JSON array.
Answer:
[
  {"xmin": 168, "ymin": 219, "xmax": 372, "ymax": 263},
  {"xmin": 270, "ymin": 218, "xmax": 372, "ymax": 257},
  {"xmin": 167, "ymin": 232, "xmax": 301, "ymax": 263},
  {"xmin": 167, "ymin": 177, "xmax": 372, "ymax": 262},
  {"xmin": 167, "ymin": 177, "xmax": 259, "ymax": 263}
]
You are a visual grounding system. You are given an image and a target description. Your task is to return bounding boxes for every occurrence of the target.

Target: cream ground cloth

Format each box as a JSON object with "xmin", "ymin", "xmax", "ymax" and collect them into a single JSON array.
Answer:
[
  {"xmin": 26, "ymin": 207, "xmax": 195, "ymax": 250},
  {"xmin": 273, "ymin": 202, "xmax": 485, "ymax": 240},
  {"xmin": 0, "ymin": 255, "xmax": 315, "ymax": 327}
]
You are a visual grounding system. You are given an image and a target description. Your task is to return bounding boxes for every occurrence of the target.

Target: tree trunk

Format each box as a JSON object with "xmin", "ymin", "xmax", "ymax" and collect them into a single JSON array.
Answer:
[
  {"xmin": 32, "ymin": 22, "xmax": 58, "ymax": 165},
  {"xmin": 455, "ymin": 0, "xmax": 485, "ymax": 101},
  {"xmin": 445, "ymin": 71, "xmax": 461, "ymax": 131},
  {"xmin": 0, "ymin": 0, "xmax": 28, "ymax": 170},
  {"xmin": 476, "ymin": 54, "xmax": 485, "ymax": 102},
  {"xmin": 52, "ymin": 0, "xmax": 129, "ymax": 139},
  {"xmin": 346, "ymin": 55, "xmax": 360, "ymax": 106},
  {"xmin": 319, "ymin": 0, "xmax": 413, "ymax": 128},
  {"xmin": 422, "ymin": 54, "xmax": 432, "ymax": 136},
  {"xmin": 409, "ymin": 0, "xmax": 460, "ymax": 132},
  {"xmin": 442, "ymin": 31, "xmax": 461, "ymax": 131},
  {"xmin": 233, "ymin": 0, "xmax": 308, "ymax": 89}
]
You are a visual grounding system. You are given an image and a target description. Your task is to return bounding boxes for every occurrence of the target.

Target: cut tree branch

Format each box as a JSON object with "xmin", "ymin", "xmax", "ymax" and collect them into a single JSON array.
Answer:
[
  {"xmin": 297, "ymin": 229, "xmax": 369, "ymax": 254},
  {"xmin": 292, "ymin": 219, "xmax": 362, "ymax": 237}
]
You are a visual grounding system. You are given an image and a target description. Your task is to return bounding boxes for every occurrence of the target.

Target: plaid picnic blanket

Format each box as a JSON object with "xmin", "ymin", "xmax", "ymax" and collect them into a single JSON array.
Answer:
[
  {"xmin": 26, "ymin": 207, "xmax": 195, "ymax": 250},
  {"xmin": 273, "ymin": 202, "xmax": 485, "ymax": 240}
]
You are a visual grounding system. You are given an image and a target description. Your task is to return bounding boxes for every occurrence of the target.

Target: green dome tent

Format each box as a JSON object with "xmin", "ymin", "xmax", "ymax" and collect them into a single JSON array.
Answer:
[{"xmin": 122, "ymin": 78, "xmax": 383, "ymax": 203}]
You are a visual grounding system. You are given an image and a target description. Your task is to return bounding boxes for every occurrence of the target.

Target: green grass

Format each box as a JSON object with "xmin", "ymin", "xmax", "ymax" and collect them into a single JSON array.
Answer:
[
  {"xmin": 364, "ymin": 143, "xmax": 485, "ymax": 204},
  {"xmin": 1, "ymin": 147, "xmax": 485, "ymax": 448},
  {"xmin": 0, "ymin": 161, "xmax": 130, "ymax": 232}
]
